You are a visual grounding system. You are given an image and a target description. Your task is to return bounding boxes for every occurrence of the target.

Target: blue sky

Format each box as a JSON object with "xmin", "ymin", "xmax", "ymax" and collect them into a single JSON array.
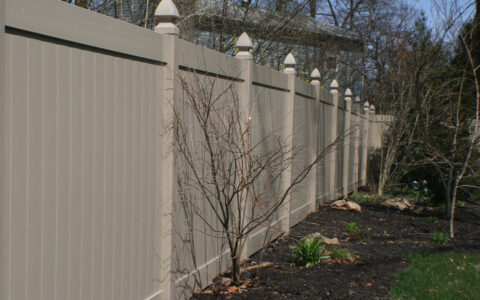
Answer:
[
  {"xmin": 410, "ymin": 0, "xmax": 474, "ymax": 25},
  {"xmin": 404, "ymin": 0, "xmax": 476, "ymax": 37}
]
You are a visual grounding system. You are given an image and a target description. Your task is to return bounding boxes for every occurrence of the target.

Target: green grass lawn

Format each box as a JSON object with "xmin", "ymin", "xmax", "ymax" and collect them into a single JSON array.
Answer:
[{"xmin": 390, "ymin": 252, "xmax": 480, "ymax": 300}]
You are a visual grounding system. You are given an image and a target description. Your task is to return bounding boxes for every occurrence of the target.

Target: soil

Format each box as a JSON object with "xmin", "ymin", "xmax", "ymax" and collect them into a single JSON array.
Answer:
[{"xmin": 191, "ymin": 202, "xmax": 480, "ymax": 300}]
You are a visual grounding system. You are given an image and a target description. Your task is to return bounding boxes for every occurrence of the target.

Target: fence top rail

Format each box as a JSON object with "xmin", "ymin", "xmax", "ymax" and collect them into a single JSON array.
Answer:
[
  {"xmin": 295, "ymin": 91, "xmax": 316, "ymax": 101},
  {"xmin": 5, "ymin": 0, "xmax": 168, "ymax": 63},
  {"xmin": 177, "ymin": 38, "xmax": 242, "ymax": 80},
  {"xmin": 319, "ymin": 88, "xmax": 333, "ymax": 105},
  {"xmin": 251, "ymin": 63, "xmax": 288, "ymax": 91},
  {"xmin": 294, "ymin": 77, "xmax": 315, "ymax": 99},
  {"xmin": 372, "ymin": 114, "xmax": 394, "ymax": 123}
]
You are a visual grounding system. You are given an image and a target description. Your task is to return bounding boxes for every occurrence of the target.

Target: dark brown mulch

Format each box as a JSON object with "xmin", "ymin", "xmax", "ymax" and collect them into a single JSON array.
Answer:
[{"xmin": 191, "ymin": 202, "xmax": 480, "ymax": 300}]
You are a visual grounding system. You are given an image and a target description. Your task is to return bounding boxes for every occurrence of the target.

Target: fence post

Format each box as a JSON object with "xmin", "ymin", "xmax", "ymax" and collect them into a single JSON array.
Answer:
[
  {"xmin": 310, "ymin": 68, "xmax": 321, "ymax": 210},
  {"xmin": 353, "ymin": 96, "xmax": 361, "ymax": 191},
  {"xmin": 0, "ymin": 0, "xmax": 6, "ymax": 298},
  {"xmin": 280, "ymin": 53, "xmax": 296, "ymax": 234},
  {"xmin": 154, "ymin": 1, "xmax": 179, "ymax": 299},
  {"xmin": 342, "ymin": 88, "xmax": 352, "ymax": 198},
  {"xmin": 329, "ymin": 80, "xmax": 339, "ymax": 200},
  {"xmin": 360, "ymin": 101, "xmax": 370, "ymax": 186},
  {"xmin": 235, "ymin": 32, "xmax": 253, "ymax": 260}
]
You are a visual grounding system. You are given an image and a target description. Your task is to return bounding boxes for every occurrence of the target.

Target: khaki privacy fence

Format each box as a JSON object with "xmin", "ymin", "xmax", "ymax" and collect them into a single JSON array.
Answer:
[{"xmin": 0, "ymin": 0, "xmax": 384, "ymax": 299}]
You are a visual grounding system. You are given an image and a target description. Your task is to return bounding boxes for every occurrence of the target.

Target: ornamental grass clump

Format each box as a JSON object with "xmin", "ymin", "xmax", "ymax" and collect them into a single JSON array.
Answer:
[{"xmin": 290, "ymin": 236, "xmax": 329, "ymax": 268}]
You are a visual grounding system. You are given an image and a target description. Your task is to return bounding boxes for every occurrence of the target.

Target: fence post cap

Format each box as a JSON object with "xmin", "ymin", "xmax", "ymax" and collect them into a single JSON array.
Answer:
[
  {"xmin": 284, "ymin": 53, "xmax": 296, "ymax": 66},
  {"xmin": 345, "ymin": 88, "xmax": 352, "ymax": 97},
  {"xmin": 154, "ymin": 0, "xmax": 180, "ymax": 35},
  {"xmin": 283, "ymin": 53, "xmax": 296, "ymax": 74},
  {"xmin": 330, "ymin": 79, "xmax": 339, "ymax": 89},
  {"xmin": 236, "ymin": 32, "xmax": 252, "ymax": 49},
  {"xmin": 235, "ymin": 32, "xmax": 253, "ymax": 60},
  {"xmin": 354, "ymin": 96, "xmax": 361, "ymax": 103},
  {"xmin": 310, "ymin": 68, "xmax": 320, "ymax": 86},
  {"xmin": 155, "ymin": 0, "xmax": 179, "ymax": 17},
  {"xmin": 370, "ymin": 104, "xmax": 375, "ymax": 112},
  {"xmin": 311, "ymin": 68, "xmax": 320, "ymax": 78},
  {"xmin": 363, "ymin": 101, "xmax": 370, "ymax": 113}
]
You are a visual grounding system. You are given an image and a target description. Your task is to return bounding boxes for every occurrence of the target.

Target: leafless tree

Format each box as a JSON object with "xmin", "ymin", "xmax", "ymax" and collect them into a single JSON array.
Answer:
[
  {"xmin": 422, "ymin": 0, "xmax": 479, "ymax": 238},
  {"xmin": 371, "ymin": 0, "xmax": 479, "ymax": 238},
  {"xmin": 171, "ymin": 70, "xmax": 340, "ymax": 282}
]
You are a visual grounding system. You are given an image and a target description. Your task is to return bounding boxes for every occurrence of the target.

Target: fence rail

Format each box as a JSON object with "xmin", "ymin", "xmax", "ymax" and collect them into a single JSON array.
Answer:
[{"xmin": 0, "ymin": 0, "xmax": 385, "ymax": 299}]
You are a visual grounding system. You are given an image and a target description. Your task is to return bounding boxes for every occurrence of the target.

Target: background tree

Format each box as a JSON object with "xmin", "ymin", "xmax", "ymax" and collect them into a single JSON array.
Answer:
[
  {"xmin": 417, "ymin": 0, "xmax": 479, "ymax": 238},
  {"xmin": 369, "ymin": 0, "xmax": 480, "ymax": 238},
  {"xmin": 373, "ymin": 15, "xmax": 446, "ymax": 196}
]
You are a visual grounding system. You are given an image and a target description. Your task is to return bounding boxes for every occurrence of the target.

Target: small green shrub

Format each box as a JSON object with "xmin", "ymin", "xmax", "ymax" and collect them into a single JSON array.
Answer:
[
  {"xmin": 345, "ymin": 222, "xmax": 359, "ymax": 233},
  {"xmin": 350, "ymin": 229, "xmax": 372, "ymax": 244},
  {"xmin": 330, "ymin": 248, "xmax": 353, "ymax": 261},
  {"xmin": 431, "ymin": 232, "xmax": 449, "ymax": 244},
  {"xmin": 349, "ymin": 192, "xmax": 379, "ymax": 203},
  {"xmin": 290, "ymin": 236, "xmax": 329, "ymax": 268},
  {"xmin": 349, "ymin": 192, "xmax": 365, "ymax": 203},
  {"xmin": 427, "ymin": 216, "xmax": 438, "ymax": 224}
]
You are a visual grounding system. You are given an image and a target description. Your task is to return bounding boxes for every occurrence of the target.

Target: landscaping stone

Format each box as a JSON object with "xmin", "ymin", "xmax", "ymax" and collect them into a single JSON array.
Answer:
[
  {"xmin": 330, "ymin": 200, "xmax": 362, "ymax": 212},
  {"xmin": 311, "ymin": 233, "xmax": 341, "ymax": 245},
  {"xmin": 322, "ymin": 237, "xmax": 341, "ymax": 245},
  {"xmin": 413, "ymin": 207, "xmax": 424, "ymax": 214},
  {"xmin": 382, "ymin": 198, "xmax": 413, "ymax": 211}
]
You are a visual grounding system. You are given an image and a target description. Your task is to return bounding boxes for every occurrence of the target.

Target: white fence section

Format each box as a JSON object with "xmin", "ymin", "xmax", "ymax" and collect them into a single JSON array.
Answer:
[{"xmin": 0, "ymin": 0, "xmax": 385, "ymax": 299}]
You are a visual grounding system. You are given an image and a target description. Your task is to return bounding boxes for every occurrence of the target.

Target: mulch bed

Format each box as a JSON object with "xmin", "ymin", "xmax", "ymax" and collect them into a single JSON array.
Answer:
[{"xmin": 191, "ymin": 202, "xmax": 480, "ymax": 300}]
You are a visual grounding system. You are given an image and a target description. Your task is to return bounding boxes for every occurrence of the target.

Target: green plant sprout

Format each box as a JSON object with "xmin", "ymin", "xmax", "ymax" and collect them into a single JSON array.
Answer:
[
  {"xmin": 431, "ymin": 232, "xmax": 449, "ymax": 244},
  {"xmin": 290, "ymin": 236, "xmax": 329, "ymax": 268},
  {"xmin": 330, "ymin": 248, "xmax": 354, "ymax": 261},
  {"xmin": 345, "ymin": 222, "xmax": 359, "ymax": 233}
]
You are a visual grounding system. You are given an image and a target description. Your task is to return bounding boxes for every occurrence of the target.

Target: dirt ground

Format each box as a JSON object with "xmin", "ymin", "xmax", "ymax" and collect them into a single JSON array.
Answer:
[{"xmin": 191, "ymin": 201, "xmax": 480, "ymax": 300}]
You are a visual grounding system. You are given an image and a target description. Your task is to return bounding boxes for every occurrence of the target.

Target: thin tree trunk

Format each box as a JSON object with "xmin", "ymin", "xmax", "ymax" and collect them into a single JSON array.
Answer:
[
  {"xmin": 231, "ymin": 255, "xmax": 240, "ymax": 283},
  {"xmin": 144, "ymin": 0, "xmax": 150, "ymax": 28}
]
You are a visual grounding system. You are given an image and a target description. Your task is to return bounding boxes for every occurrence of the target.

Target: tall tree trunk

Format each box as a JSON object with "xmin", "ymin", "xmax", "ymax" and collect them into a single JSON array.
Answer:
[
  {"xmin": 473, "ymin": 0, "xmax": 480, "ymax": 81},
  {"xmin": 276, "ymin": 0, "xmax": 284, "ymax": 12},
  {"xmin": 309, "ymin": 0, "xmax": 316, "ymax": 18},
  {"xmin": 476, "ymin": 0, "xmax": 480, "ymax": 22}
]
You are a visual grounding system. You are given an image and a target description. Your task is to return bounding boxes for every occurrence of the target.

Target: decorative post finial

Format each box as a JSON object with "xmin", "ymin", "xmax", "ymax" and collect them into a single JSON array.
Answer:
[
  {"xmin": 363, "ymin": 101, "xmax": 370, "ymax": 114},
  {"xmin": 345, "ymin": 88, "xmax": 352, "ymax": 98},
  {"xmin": 310, "ymin": 68, "xmax": 321, "ymax": 86},
  {"xmin": 344, "ymin": 88, "xmax": 352, "ymax": 109},
  {"xmin": 154, "ymin": 0, "xmax": 180, "ymax": 35},
  {"xmin": 235, "ymin": 32, "xmax": 253, "ymax": 60},
  {"xmin": 330, "ymin": 79, "xmax": 339, "ymax": 94},
  {"xmin": 354, "ymin": 96, "xmax": 361, "ymax": 104},
  {"xmin": 283, "ymin": 53, "xmax": 296, "ymax": 75},
  {"xmin": 370, "ymin": 104, "xmax": 375, "ymax": 114}
]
